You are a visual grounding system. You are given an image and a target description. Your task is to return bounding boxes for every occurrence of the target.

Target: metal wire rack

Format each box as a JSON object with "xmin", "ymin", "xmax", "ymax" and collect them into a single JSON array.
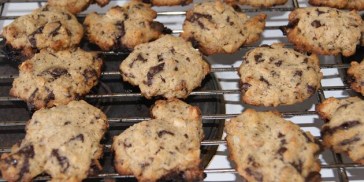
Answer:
[{"xmin": 0, "ymin": 0, "xmax": 363, "ymax": 181}]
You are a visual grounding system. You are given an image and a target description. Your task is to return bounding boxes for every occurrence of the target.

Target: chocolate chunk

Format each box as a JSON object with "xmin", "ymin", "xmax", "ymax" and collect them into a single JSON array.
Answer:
[
  {"xmin": 254, "ymin": 53, "xmax": 264, "ymax": 64},
  {"xmin": 231, "ymin": 4, "xmax": 242, "ymax": 12},
  {"xmin": 145, "ymin": 63, "xmax": 165, "ymax": 86},
  {"xmin": 29, "ymin": 88, "xmax": 39, "ymax": 103},
  {"xmin": 311, "ymin": 20, "xmax": 322, "ymax": 28},
  {"xmin": 83, "ymin": 68, "xmax": 97, "ymax": 83},
  {"xmin": 189, "ymin": 37, "xmax": 200, "ymax": 49},
  {"xmin": 18, "ymin": 145, "xmax": 35, "ymax": 158},
  {"xmin": 158, "ymin": 130, "xmax": 175, "ymax": 137},
  {"xmin": 323, "ymin": 120, "xmax": 361, "ymax": 135},
  {"xmin": 274, "ymin": 60, "xmax": 283, "ymax": 67},
  {"xmin": 241, "ymin": 82, "xmax": 251, "ymax": 92},
  {"xmin": 278, "ymin": 132, "xmax": 285, "ymax": 138},
  {"xmin": 28, "ymin": 26, "xmax": 45, "ymax": 48},
  {"xmin": 305, "ymin": 171, "xmax": 321, "ymax": 182},
  {"xmin": 44, "ymin": 87, "xmax": 55, "ymax": 105},
  {"xmin": 294, "ymin": 70, "xmax": 303, "ymax": 77},
  {"xmin": 245, "ymin": 168, "xmax": 263, "ymax": 182},
  {"xmin": 157, "ymin": 54, "xmax": 164, "ymax": 62},
  {"xmin": 40, "ymin": 67, "xmax": 69, "ymax": 79},
  {"xmin": 259, "ymin": 76, "xmax": 271, "ymax": 86},
  {"xmin": 291, "ymin": 160, "xmax": 303, "ymax": 173},
  {"xmin": 64, "ymin": 121, "xmax": 71, "ymax": 125},
  {"xmin": 340, "ymin": 136, "xmax": 360, "ymax": 146},
  {"xmin": 49, "ymin": 21, "xmax": 62, "ymax": 37},
  {"xmin": 188, "ymin": 13, "xmax": 212, "ymax": 23},
  {"xmin": 277, "ymin": 147, "xmax": 287, "ymax": 155},
  {"xmin": 158, "ymin": 171, "xmax": 187, "ymax": 182},
  {"xmin": 51, "ymin": 149, "xmax": 70, "ymax": 173},
  {"xmin": 150, "ymin": 21, "xmax": 164, "ymax": 32},
  {"xmin": 115, "ymin": 21, "xmax": 125, "ymax": 39},
  {"xmin": 316, "ymin": 8, "xmax": 326, "ymax": 15},
  {"xmin": 184, "ymin": 134, "xmax": 189, "ymax": 138},
  {"xmin": 307, "ymin": 85, "xmax": 316, "ymax": 95},
  {"xmin": 287, "ymin": 18, "xmax": 300, "ymax": 29},
  {"xmin": 69, "ymin": 134, "xmax": 84, "ymax": 142}
]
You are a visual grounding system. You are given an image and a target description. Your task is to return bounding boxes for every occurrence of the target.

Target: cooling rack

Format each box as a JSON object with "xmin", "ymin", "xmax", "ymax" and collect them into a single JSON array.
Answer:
[{"xmin": 0, "ymin": 0, "xmax": 363, "ymax": 181}]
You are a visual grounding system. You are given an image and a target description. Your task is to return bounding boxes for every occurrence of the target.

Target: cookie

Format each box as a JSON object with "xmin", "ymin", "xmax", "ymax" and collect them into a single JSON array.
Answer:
[
  {"xmin": 180, "ymin": 0, "xmax": 266, "ymax": 55},
  {"xmin": 0, "ymin": 100, "xmax": 108, "ymax": 182},
  {"xmin": 286, "ymin": 7, "xmax": 362, "ymax": 57},
  {"xmin": 84, "ymin": 1, "xmax": 169, "ymax": 51},
  {"xmin": 308, "ymin": 0, "xmax": 364, "ymax": 11},
  {"xmin": 348, "ymin": 61, "xmax": 364, "ymax": 96},
  {"xmin": 225, "ymin": 109, "xmax": 322, "ymax": 182},
  {"xmin": 135, "ymin": 0, "xmax": 193, "ymax": 6},
  {"xmin": 10, "ymin": 48, "xmax": 103, "ymax": 110},
  {"xmin": 112, "ymin": 99, "xmax": 204, "ymax": 182},
  {"xmin": 238, "ymin": 43, "xmax": 322, "ymax": 107},
  {"xmin": 317, "ymin": 97, "xmax": 364, "ymax": 164},
  {"xmin": 2, "ymin": 6, "xmax": 83, "ymax": 59},
  {"xmin": 224, "ymin": 0, "xmax": 288, "ymax": 7},
  {"xmin": 48, "ymin": 0, "xmax": 110, "ymax": 14},
  {"xmin": 120, "ymin": 35, "xmax": 210, "ymax": 99}
]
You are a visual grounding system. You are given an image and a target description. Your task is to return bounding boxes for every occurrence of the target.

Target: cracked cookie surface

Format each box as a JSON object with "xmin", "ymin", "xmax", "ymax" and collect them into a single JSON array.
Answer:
[
  {"xmin": 112, "ymin": 99, "xmax": 204, "ymax": 182},
  {"xmin": 0, "ymin": 100, "xmax": 108, "ymax": 182},
  {"xmin": 225, "ymin": 109, "xmax": 322, "ymax": 182},
  {"xmin": 238, "ymin": 43, "xmax": 322, "ymax": 107},
  {"xmin": 317, "ymin": 97, "xmax": 364, "ymax": 164},
  {"xmin": 2, "ymin": 6, "xmax": 83, "ymax": 59},
  {"xmin": 348, "ymin": 60, "xmax": 364, "ymax": 96},
  {"xmin": 84, "ymin": 1, "xmax": 168, "ymax": 51},
  {"xmin": 48, "ymin": 0, "xmax": 110, "ymax": 14},
  {"xmin": 286, "ymin": 7, "xmax": 362, "ymax": 57},
  {"xmin": 180, "ymin": 0, "xmax": 266, "ymax": 55},
  {"xmin": 224, "ymin": 0, "xmax": 288, "ymax": 7},
  {"xmin": 120, "ymin": 35, "xmax": 210, "ymax": 99},
  {"xmin": 10, "ymin": 48, "xmax": 102, "ymax": 109},
  {"xmin": 309, "ymin": 0, "xmax": 364, "ymax": 10}
]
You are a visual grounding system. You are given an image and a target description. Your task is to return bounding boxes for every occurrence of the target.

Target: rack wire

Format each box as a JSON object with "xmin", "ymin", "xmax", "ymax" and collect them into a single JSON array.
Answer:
[{"xmin": 0, "ymin": 0, "xmax": 363, "ymax": 181}]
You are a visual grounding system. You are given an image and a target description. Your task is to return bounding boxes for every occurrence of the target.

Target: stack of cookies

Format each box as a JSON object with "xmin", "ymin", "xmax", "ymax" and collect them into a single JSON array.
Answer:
[{"xmin": 0, "ymin": 0, "xmax": 363, "ymax": 181}]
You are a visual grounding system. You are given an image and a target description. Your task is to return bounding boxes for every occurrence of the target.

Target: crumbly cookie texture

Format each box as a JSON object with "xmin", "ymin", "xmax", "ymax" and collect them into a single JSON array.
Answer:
[
  {"xmin": 120, "ymin": 35, "xmax": 210, "ymax": 99},
  {"xmin": 225, "ymin": 109, "xmax": 322, "ymax": 182},
  {"xmin": 238, "ymin": 43, "xmax": 322, "ymax": 107},
  {"xmin": 286, "ymin": 7, "xmax": 362, "ymax": 57},
  {"xmin": 112, "ymin": 99, "xmax": 204, "ymax": 182},
  {"xmin": 180, "ymin": 0, "xmax": 266, "ymax": 55},
  {"xmin": 308, "ymin": 0, "xmax": 364, "ymax": 10},
  {"xmin": 135, "ymin": 0, "xmax": 193, "ymax": 6},
  {"xmin": 2, "ymin": 5, "xmax": 83, "ymax": 59},
  {"xmin": 348, "ymin": 61, "xmax": 364, "ymax": 96},
  {"xmin": 0, "ymin": 100, "xmax": 108, "ymax": 182},
  {"xmin": 224, "ymin": 0, "xmax": 288, "ymax": 7},
  {"xmin": 10, "ymin": 48, "xmax": 102, "ymax": 110},
  {"xmin": 317, "ymin": 97, "xmax": 364, "ymax": 164},
  {"xmin": 84, "ymin": 1, "xmax": 168, "ymax": 51},
  {"xmin": 48, "ymin": 0, "xmax": 110, "ymax": 14}
]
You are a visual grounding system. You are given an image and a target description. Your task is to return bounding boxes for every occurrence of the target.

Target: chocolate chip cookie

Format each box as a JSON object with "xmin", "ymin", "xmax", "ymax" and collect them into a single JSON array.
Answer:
[
  {"xmin": 180, "ymin": 0, "xmax": 266, "ymax": 55},
  {"xmin": 348, "ymin": 60, "xmax": 364, "ymax": 96},
  {"xmin": 225, "ymin": 109, "xmax": 322, "ymax": 182},
  {"xmin": 10, "ymin": 48, "xmax": 103, "ymax": 109},
  {"xmin": 135, "ymin": 0, "xmax": 193, "ymax": 6},
  {"xmin": 2, "ymin": 5, "xmax": 83, "ymax": 59},
  {"xmin": 225, "ymin": 0, "xmax": 288, "ymax": 7},
  {"xmin": 0, "ymin": 100, "xmax": 108, "ymax": 182},
  {"xmin": 48, "ymin": 0, "xmax": 110, "ymax": 14},
  {"xmin": 309, "ymin": 0, "xmax": 364, "ymax": 10},
  {"xmin": 238, "ymin": 43, "xmax": 322, "ymax": 107},
  {"xmin": 317, "ymin": 97, "xmax": 364, "ymax": 164},
  {"xmin": 112, "ymin": 99, "xmax": 204, "ymax": 182},
  {"xmin": 84, "ymin": 1, "xmax": 168, "ymax": 51},
  {"xmin": 120, "ymin": 35, "xmax": 210, "ymax": 99},
  {"xmin": 286, "ymin": 7, "xmax": 362, "ymax": 57}
]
